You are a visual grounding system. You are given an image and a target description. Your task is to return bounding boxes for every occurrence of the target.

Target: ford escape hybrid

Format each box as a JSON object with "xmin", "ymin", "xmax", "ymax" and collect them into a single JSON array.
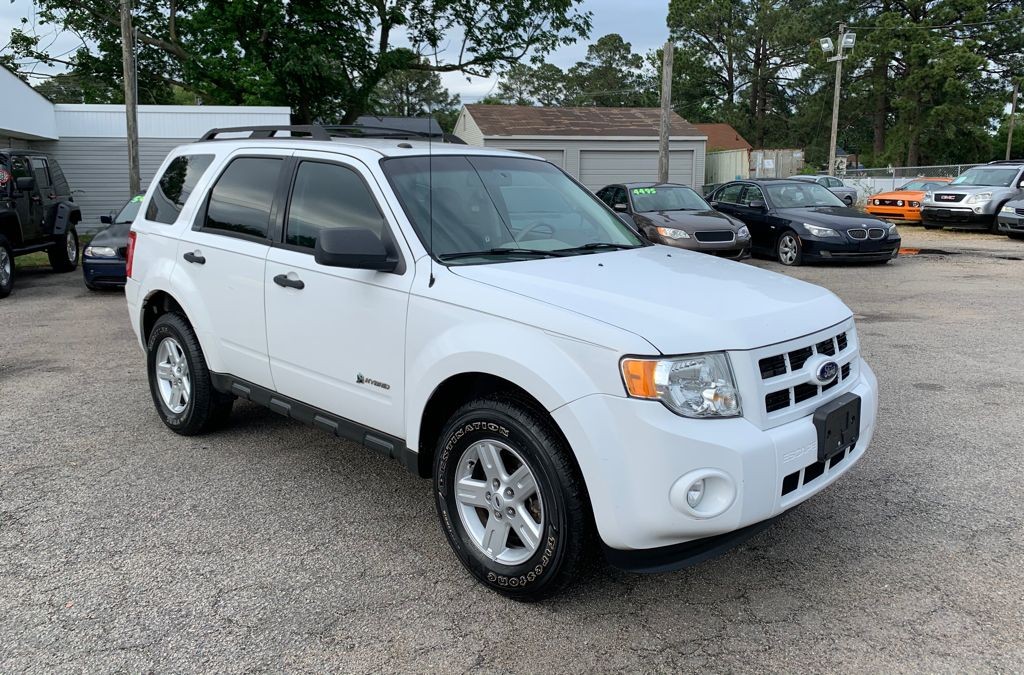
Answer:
[{"xmin": 124, "ymin": 125, "xmax": 879, "ymax": 599}]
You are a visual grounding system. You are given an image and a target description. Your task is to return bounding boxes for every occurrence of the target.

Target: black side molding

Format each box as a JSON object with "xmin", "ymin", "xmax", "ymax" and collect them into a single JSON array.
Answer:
[{"xmin": 210, "ymin": 373, "xmax": 419, "ymax": 474}]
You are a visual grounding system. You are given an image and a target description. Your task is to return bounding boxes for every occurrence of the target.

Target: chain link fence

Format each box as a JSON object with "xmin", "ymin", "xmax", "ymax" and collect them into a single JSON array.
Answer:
[{"xmin": 842, "ymin": 164, "xmax": 983, "ymax": 201}]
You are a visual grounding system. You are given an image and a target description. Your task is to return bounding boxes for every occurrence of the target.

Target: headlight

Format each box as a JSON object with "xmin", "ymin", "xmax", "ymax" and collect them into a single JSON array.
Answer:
[
  {"xmin": 887, "ymin": 224, "xmax": 900, "ymax": 238},
  {"xmin": 924, "ymin": 192, "xmax": 932, "ymax": 203},
  {"xmin": 1001, "ymin": 205, "xmax": 1016, "ymax": 214},
  {"xmin": 736, "ymin": 225, "xmax": 750, "ymax": 239},
  {"xmin": 84, "ymin": 246, "xmax": 118, "ymax": 258},
  {"xmin": 803, "ymin": 223, "xmax": 839, "ymax": 238},
  {"xmin": 966, "ymin": 192, "xmax": 992, "ymax": 204},
  {"xmin": 873, "ymin": 199, "xmax": 881, "ymax": 205},
  {"xmin": 656, "ymin": 226, "xmax": 690, "ymax": 239},
  {"xmin": 910, "ymin": 201, "xmax": 920, "ymax": 208},
  {"xmin": 621, "ymin": 353, "xmax": 741, "ymax": 418}
]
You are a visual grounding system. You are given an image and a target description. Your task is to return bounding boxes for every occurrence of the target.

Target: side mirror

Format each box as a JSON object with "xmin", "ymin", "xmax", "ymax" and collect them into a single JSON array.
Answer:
[
  {"xmin": 314, "ymin": 227, "xmax": 397, "ymax": 272},
  {"xmin": 748, "ymin": 200, "xmax": 766, "ymax": 210},
  {"xmin": 612, "ymin": 202, "xmax": 629, "ymax": 213},
  {"xmin": 100, "ymin": 215, "xmax": 113, "ymax": 224},
  {"xmin": 15, "ymin": 176, "xmax": 35, "ymax": 192},
  {"xmin": 708, "ymin": 200, "xmax": 720, "ymax": 208},
  {"xmin": 1018, "ymin": 180, "xmax": 1024, "ymax": 188}
]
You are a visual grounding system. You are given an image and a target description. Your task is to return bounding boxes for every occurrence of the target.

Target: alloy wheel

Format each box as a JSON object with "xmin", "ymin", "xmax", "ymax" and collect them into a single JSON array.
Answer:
[
  {"xmin": 778, "ymin": 234, "xmax": 799, "ymax": 265},
  {"xmin": 454, "ymin": 439, "xmax": 544, "ymax": 565},
  {"xmin": 0, "ymin": 248, "xmax": 10, "ymax": 288},
  {"xmin": 66, "ymin": 232, "xmax": 77, "ymax": 262},
  {"xmin": 154, "ymin": 337, "xmax": 191, "ymax": 414}
]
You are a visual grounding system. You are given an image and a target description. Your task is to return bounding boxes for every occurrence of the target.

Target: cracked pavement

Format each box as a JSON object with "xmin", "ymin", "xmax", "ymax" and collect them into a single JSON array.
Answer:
[{"xmin": 1, "ymin": 229, "xmax": 1022, "ymax": 672}]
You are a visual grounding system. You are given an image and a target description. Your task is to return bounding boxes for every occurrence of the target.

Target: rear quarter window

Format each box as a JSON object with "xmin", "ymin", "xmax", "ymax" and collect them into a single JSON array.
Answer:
[{"xmin": 146, "ymin": 154, "xmax": 215, "ymax": 224}]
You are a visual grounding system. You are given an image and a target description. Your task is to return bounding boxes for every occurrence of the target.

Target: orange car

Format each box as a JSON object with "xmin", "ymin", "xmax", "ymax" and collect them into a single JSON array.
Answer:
[{"xmin": 866, "ymin": 177, "xmax": 952, "ymax": 222}]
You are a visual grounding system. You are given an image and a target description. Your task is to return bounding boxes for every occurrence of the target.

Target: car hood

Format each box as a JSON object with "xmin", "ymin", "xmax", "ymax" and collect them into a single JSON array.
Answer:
[
  {"xmin": 870, "ymin": 190, "xmax": 925, "ymax": 201},
  {"xmin": 450, "ymin": 246, "xmax": 851, "ymax": 353},
  {"xmin": 633, "ymin": 209, "xmax": 739, "ymax": 232},
  {"xmin": 89, "ymin": 223, "xmax": 131, "ymax": 247},
  {"xmin": 775, "ymin": 206, "xmax": 888, "ymax": 229},
  {"xmin": 934, "ymin": 184, "xmax": 1010, "ymax": 195}
]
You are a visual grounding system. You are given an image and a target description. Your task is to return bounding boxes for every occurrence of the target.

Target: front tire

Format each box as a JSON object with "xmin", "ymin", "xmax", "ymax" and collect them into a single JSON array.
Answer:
[
  {"xmin": 433, "ymin": 396, "xmax": 592, "ymax": 600},
  {"xmin": 146, "ymin": 312, "xmax": 233, "ymax": 435},
  {"xmin": 0, "ymin": 235, "xmax": 14, "ymax": 299},
  {"xmin": 777, "ymin": 231, "xmax": 803, "ymax": 266},
  {"xmin": 48, "ymin": 227, "xmax": 79, "ymax": 272}
]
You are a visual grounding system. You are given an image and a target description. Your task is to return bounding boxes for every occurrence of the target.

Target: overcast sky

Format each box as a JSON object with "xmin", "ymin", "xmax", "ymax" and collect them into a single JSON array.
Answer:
[{"xmin": 0, "ymin": 0, "xmax": 669, "ymax": 101}]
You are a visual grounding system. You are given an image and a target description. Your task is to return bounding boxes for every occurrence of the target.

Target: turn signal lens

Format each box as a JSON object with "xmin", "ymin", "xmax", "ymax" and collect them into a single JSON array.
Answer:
[{"xmin": 621, "ymin": 359, "xmax": 659, "ymax": 399}]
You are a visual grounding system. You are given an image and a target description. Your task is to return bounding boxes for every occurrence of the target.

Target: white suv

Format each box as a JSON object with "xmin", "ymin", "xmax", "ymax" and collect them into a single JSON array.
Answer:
[{"xmin": 125, "ymin": 125, "xmax": 878, "ymax": 599}]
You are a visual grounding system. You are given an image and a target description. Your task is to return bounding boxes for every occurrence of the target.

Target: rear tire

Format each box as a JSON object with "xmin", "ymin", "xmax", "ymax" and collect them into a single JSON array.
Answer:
[
  {"xmin": 48, "ymin": 227, "xmax": 79, "ymax": 272},
  {"xmin": 776, "ymin": 231, "xmax": 803, "ymax": 266},
  {"xmin": 0, "ymin": 235, "xmax": 14, "ymax": 299},
  {"xmin": 433, "ymin": 396, "xmax": 593, "ymax": 600},
  {"xmin": 146, "ymin": 312, "xmax": 233, "ymax": 435}
]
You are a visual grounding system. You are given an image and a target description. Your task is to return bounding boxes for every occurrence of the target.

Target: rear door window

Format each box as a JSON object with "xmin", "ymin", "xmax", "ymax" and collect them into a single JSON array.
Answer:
[
  {"xmin": 147, "ymin": 154, "xmax": 215, "ymax": 224},
  {"xmin": 203, "ymin": 157, "xmax": 282, "ymax": 239},
  {"xmin": 285, "ymin": 161, "xmax": 385, "ymax": 250},
  {"xmin": 29, "ymin": 158, "xmax": 51, "ymax": 190},
  {"xmin": 741, "ymin": 185, "xmax": 765, "ymax": 205}
]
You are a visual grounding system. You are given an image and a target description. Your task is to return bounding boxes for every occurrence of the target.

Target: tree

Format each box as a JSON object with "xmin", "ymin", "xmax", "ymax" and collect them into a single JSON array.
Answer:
[
  {"xmin": 563, "ymin": 33, "xmax": 656, "ymax": 107},
  {"xmin": 368, "ymin": 64, "xmax": 461, "ymax": 129},
  {"xmin": 5, "ymin": 0, "xmax": 591, "ymax": 122},
  {"xmin": 491, "ymin": 62, "xmax": 567, "ymax": 106}
]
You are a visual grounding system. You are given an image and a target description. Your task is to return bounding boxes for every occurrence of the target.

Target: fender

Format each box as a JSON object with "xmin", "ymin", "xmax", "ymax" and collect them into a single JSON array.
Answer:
[{"xmin": 52, "ymin": 202, "xmax": 80, "ymax": 235}]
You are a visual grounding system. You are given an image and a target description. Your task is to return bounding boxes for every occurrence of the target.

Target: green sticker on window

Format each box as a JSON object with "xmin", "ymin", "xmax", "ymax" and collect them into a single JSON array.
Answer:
[
  {"xmin": 632, "ymin": 188, "xmax": 657, "ymax": 195},
  {"xmin": 130, "ymin": 194, "xmax": 144, "ymax": 203}
]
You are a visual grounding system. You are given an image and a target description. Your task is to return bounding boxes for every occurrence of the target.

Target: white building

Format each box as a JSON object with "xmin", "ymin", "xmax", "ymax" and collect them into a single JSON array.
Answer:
[
  {"xmin": 455, "ymin": 104, "xmax": 707, "ymax": 191},
  {"xmin": 1, "ymin": 66, "xmax": 289, "ymax": 228}
]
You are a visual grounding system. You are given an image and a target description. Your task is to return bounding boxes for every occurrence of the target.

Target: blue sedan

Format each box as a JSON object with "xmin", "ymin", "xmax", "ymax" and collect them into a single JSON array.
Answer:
[{"xmin": 83, "ymin": 195, "xmax": 142, "ymax": 290}]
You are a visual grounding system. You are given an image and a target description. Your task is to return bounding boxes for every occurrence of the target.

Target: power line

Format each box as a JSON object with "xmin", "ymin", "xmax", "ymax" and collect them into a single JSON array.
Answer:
[{"xmin": 846, "ymin": 17, "xmax": 1021, "ymax": 31}]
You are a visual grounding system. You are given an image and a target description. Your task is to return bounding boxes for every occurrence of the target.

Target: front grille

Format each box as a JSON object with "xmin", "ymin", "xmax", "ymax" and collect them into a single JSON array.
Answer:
[
  {"xmin": 868, "ymin": 227, "xmax": 886, "ymax": 239},
  {"xmin": 934, "ymin": 193, "xmax": 965, "ymax": 203},
  {"xmin": 848, "ymin": 228, "xmax": 867, "ymax": 240},
  {"xmin": 694, "ymin": 230, "xmax": 734, "ymax": 243},
  {"xmin": 760, "ymin": 330, "xmax": 853, "ymax": 414},
  {"xmin": 875, "ymin": 199, "xmax": 904, "ymax": 207},
  {"xmin": 1016, "ymin": 208, "xmax": 1024, "ymax": 216},
  {"xmin": 780, "ymin": 447, "xmax": 853, "ymax": 496}
]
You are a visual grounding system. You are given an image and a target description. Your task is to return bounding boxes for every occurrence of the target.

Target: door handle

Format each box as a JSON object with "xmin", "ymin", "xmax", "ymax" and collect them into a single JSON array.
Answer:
[
  {"xmin": 183, "ymin": 251, "xmax": 206, "ymax": 265},
  {"xmin": 273, "ymin": 274, "xmax": 305, "ymax": 290}
]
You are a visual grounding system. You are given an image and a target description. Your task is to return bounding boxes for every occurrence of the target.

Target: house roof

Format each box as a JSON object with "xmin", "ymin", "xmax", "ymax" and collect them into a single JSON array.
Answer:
[
  {"xmin": 463, "ymin": 104, "xmax": 703, "ymax": 138},
  {"xmin": 356, "ymin": 115, "xmax": 444, "ymax": 134},
  {"xmin": 694, "ymin": 123, "xmax": 751, "ymax": 152}
]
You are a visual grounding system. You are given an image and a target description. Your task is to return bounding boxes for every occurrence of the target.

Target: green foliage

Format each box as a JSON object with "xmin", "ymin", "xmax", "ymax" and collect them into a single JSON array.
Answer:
[
  {"xmin": 367, "ymin": 64, "xmax": 461, "ymax": 131},
  {"xmin": 4, "ymin": 0, "xmax": 591, "ymax": 122}
]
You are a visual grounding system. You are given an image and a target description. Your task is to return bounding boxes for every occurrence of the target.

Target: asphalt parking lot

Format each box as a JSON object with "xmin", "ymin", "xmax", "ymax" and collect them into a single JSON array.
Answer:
[{"xmin": 2, "ymin": 229, "xmax": 1023, "ymax": 672}]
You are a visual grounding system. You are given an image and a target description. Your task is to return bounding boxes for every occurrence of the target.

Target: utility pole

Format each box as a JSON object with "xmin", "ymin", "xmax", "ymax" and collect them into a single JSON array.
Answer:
[
  {"xmin": 1007, "ymin": 80, "xmax": 1019, "ymax": 161},
  {"xmin": 658, "ymin": 41, "xmax": 674, "ymax": 184},
  {"xmin": 826, "ymin": 23, "xmax": 847, "ymax": 177},
  {"xmin": 120, "ymin": 0, "xmax": 141, "ymax": 195}
]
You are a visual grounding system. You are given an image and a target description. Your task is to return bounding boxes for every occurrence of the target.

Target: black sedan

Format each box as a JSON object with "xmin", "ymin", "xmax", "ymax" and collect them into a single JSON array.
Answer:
[
  {"xmin": 708, "ymin": 179, "xmax": 901, "ymax": 266},
  {"xmin": 82, "ymin": 195, "xmax": 142, "ymax": 289},
  {"xmin": 595, "ymin": 182, "xmax": 750, "ymax": 259}
]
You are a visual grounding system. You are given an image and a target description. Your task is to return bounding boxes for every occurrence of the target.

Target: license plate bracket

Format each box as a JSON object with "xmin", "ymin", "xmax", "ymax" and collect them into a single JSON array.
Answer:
[{"xmin": 813, "ymin": 393, "xmax": 861, "ymax": 461}]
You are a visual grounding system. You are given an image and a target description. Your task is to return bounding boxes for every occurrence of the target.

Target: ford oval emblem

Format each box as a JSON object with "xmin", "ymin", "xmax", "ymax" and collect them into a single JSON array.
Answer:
[{"xmin": 816, "ymin": 361, "xmax": 839, "ymax": 384}]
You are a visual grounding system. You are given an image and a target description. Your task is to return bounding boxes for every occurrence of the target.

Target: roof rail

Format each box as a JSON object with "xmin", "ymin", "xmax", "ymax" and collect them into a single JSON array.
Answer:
[
  {"xmin": 986, "ymin": 159, "xmax": 1024, "ymax": 165},
  {"xmin": 199, "ymin": 125, "xmax": 333, "ymax": 141},
  {"xmin": 198, "ymin": 124, "xmax": 467, "ymax": 144}
]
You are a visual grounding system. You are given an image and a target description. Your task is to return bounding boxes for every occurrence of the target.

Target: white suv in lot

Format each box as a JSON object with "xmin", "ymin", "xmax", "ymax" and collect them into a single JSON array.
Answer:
[{"xmin": 125, "ymin": 125, "xmax": 878, "ymax": 599}]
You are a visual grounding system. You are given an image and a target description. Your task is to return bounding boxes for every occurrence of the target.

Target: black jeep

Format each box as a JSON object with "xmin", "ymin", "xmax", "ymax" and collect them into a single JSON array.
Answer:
[{"xmin": 0, "ymin": 150, "xmax": 82, "ymax": 298}]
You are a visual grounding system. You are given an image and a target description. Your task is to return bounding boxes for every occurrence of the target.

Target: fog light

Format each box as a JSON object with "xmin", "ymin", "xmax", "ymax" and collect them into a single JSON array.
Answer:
[{"xmin": 686, "ymin": 479, "xmax": 705, "ymax": 508}]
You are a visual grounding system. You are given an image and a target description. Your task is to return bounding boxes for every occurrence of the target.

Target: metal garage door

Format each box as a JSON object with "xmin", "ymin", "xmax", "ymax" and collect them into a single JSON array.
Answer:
[
  {"xmin": 508, "ymin": 148, "xmax": 565, "ymax": 167},
  {"xmin": 578, "ymin": 149, "xmax": 693, "ymax": 190}
]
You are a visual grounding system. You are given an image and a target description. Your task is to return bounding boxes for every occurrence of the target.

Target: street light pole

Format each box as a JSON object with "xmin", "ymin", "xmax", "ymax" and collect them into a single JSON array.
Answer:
[{"xmin": 826, "ymin": 23, "xmax": 846, "ymax": 177}]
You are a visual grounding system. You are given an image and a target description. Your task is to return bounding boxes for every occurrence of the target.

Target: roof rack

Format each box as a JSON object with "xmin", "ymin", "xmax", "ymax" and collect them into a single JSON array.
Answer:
[
  {"xmin": 986, "ymin": 159, "xmax": 1024, "ymax": 165},
  {"xmin": 198, "ymin": 123, "xmax": 467, "ymax": 144}
]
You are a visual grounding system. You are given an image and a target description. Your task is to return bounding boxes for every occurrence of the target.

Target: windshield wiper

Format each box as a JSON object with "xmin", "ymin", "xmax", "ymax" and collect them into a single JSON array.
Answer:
[
  {"xmin": 554, "ymin": 242, "xmax": 640, "ymax": 254},
  {"xmin": 438, "ymin": 247, "xmax": 568, "ymax": 261}
]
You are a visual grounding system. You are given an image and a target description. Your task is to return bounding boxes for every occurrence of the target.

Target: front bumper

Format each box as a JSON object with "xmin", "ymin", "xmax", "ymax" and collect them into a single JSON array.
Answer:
[
  {"xmin": 82, "ymin": 257, "xmax": 127, "ymax": 287},
  {"xmin": 996, "ymin": 211, "xmax": 1024, "ymax": 234},
  {"xmin": 865, "ymin": 204, "xmax": 921, "ymax": 223},
  {"xmin": 655, "ymin": 235, "xmax": 751, "ymax": 260},
  {"xmin": 802, "ymin": 236, "xmax": 900, "ymax": 262},
  {"xmin": 552, "ymin": 360, "xmax": 877, "ymax": 557},
  {"xmin": 921, "ymin": 207, "xmax": 994, "ymax": 229}
]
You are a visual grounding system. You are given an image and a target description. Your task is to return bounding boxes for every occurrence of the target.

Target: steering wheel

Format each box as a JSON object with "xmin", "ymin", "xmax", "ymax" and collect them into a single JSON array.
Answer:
[{"xmin": 517, "ymin": 221, "xmax": 556, "ymax": 241}]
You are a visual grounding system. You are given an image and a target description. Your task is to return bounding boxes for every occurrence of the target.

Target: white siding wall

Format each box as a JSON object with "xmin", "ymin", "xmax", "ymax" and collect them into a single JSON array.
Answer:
[
  {"xmin": 0, "ymin": 67, "xmax": 58, "ymax": 140},
  {"xmin": 454, "ymin": 110, "xmax": 485, "ymax": 145},
  {"xmin": 484, "ymin": 138, "xmax": 706, "ymax": 191},
  {"xmin": 32, "ymin": 137, "xmax": 193, "ymax": 230},
  {"xmin": 578, "ymin": 149, "xmax": 694, "ymax": 189},
  {"xmin": 53, "ymin": 104, "xmax": 291, "ymax": 138}
]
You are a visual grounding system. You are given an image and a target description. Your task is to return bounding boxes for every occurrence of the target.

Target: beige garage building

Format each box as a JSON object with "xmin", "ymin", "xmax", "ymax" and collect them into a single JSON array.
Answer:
[{"xmin": 454, "ymin": 105, "xmax": 707, "ymax": 191}]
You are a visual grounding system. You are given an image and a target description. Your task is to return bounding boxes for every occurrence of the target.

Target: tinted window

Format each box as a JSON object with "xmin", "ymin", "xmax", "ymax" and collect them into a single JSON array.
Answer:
[
  {"xmin": 147, "ymin": 154, "xmax": 214, "ymax": 224},
  {"xmin": 30, "ymin": 158, "xmax": 51, "ymax": 188},
  {"xmin": 595, "ymin": 188, "xmax": 610, "ymax": 204},
  {"xmin": 716, "ymin": 184, "xmax": 745, "ymax": 203},
  {"xmin": 741, "ymin": 185, "xmax": 765, "ymax": 204},
  {"xmin": 204, "ymin": 157, "xmax": 282, "ymax": 238},
  {"xmin": 286, "ymin": 162, "xmax": 385, "ymax": 249},
  {"xmin": 10, "ymin": 156, "xmax": 30, "ymax": 182},
  {"xmin": 114, "ymin": 196, "xmax": 144, "ymax": 223},
  {"xmin": 613, "ymin": 187, "xmax": 628, "ymax": 206}
]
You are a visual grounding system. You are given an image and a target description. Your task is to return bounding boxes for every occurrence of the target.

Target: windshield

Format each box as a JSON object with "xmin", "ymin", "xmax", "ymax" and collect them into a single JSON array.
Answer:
[
  {"xmin": 950, "ymin": 167, "xmax": 1018, "ymax": 187},
  {"xmin": 381, "ymin": 156, "xmax": 644, "ymax": 264},
  {"xmin": 765, "ymin": 183, "xmax": 846, "ymax": 208},
  {"xmin": 629, "ymin": 186, "xmax": 709, "ymax": 212},
  {"xmin": 114, "ymin": 195, "xmax": 144, "ymax": 223}
]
